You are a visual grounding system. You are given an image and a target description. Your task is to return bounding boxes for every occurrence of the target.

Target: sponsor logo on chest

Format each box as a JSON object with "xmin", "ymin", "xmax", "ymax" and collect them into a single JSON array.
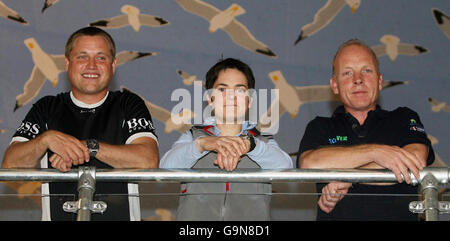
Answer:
[{"xmin": 328, "ymin": 135, "xmax": 348, "ymax": 144}]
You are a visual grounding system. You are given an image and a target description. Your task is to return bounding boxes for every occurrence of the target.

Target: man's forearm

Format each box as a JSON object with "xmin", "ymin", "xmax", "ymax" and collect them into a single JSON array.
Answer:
[
  {"xmin": 299, "ymin": 143, "xmax": 429, "ymax": 185},
  {"xmin": 402, "ymin": 143, "xmax": 428, "ymax": 167},
  {"xmin": 2, "ymin": 136, "xmax": 48, "ymax": 168},
  {"xmin": 95, "ymin": 138, "xmax": 159, "ymax": 169},
  {"xmin": 299, "ymin": 144, "xmax": 376, "ymax": 169},
  {"xmin": 300, "ymin": 143, "xmax": 428, "ymax": 169}
]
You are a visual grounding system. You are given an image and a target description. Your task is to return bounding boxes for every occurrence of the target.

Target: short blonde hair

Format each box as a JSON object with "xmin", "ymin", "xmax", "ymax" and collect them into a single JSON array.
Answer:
[{"xmin": 332, "ymin": 39, "xmax": 380, "ymax": 78}]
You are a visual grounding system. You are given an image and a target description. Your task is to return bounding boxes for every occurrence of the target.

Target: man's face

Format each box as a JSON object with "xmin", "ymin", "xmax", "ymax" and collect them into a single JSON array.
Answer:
[
  {"xmin": 65, "ymin": 35, "xmax": 116, "ymax": 101},
  {"xmin": 330, "ymin": 44, "xmax": 383, "ymax": 113},
  {"xmin": 208, "ymin": 68, "xmax": 250, "ymax": 124}
]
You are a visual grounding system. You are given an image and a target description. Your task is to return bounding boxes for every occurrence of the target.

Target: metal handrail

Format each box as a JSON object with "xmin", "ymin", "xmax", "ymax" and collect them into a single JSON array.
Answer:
[
  {"xmin": 0, "ymin": 167, "xmax": 448, "ymax": 184},
  {"xmin": 0, "ymin": 167, "xmax": 448, "ymax": 221}
]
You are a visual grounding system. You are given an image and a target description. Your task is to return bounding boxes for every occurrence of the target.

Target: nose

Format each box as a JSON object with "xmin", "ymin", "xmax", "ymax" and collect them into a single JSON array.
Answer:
[
  {"xmin": 87, "ymin": 57, "xmax": 97, "ymax": 69},
  {"xmin": 225, "ymin": 89, "xmax": 236, "ymax": 99},
  {"xmin": 353, "ymin": 72, "xmax": 363, "ymax": 85}
]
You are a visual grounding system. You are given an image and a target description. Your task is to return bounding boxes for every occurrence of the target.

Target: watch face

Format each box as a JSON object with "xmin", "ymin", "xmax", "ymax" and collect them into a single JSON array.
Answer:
[{"xmin": 87, "ymin": 139, "xmax": 99, "ymax": 149}]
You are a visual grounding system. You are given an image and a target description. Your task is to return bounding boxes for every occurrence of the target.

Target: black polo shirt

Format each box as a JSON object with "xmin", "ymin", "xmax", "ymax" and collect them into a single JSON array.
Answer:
[
  {"xmin": 12, "ymin": 90, "xmax": 157, "ymax": 220},
  {"xmin": 298, "ymin": 105, "xmax": 434, "ymax": 221}
]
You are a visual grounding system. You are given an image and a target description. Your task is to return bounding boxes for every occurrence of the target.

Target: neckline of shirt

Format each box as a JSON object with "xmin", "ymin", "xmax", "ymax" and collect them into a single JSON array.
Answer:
[
  {"xmin": 203, "ymin": 116, "xmax": 257, "ymax": 136},
  {"xmin": 333, "ymin": 105, "xmax": 388, "ymax": 120},
  {"xmin": 70, "ymin": 91, "xmax": 109, "ymax": 109}
]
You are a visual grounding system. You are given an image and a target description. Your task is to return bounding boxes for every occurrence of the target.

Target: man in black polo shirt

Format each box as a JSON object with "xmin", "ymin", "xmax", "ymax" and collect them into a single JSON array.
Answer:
[
  {"xmin": 2, "ymin": 27, "xmax": 159, "ymax": 220},
  {"xmin": 297, "ymin": 39, "xmax": 434, "ymax": 221}
]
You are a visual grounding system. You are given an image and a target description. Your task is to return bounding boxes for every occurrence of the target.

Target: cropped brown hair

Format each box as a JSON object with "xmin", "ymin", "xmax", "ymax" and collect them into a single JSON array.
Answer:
[{"xmin": 65, "ymin": 27, "xmax": 116, "ymax": 58}]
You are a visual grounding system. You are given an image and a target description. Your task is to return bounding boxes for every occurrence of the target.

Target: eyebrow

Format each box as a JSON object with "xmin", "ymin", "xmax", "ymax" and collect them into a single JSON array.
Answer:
[
  {"xmin": 342, "ymin": 65, "xmax": 374, "ymax": 70},
  {"xmin": 341, "ymin": 67, "xmax": 353, "ymax": 72},
  {"xmin": 73, "ymin": 51, "xmax": 109, "ymax": 56},
  {"xmin": 216, "ymin": 83, "xmax": 248, "ymax": 88}
]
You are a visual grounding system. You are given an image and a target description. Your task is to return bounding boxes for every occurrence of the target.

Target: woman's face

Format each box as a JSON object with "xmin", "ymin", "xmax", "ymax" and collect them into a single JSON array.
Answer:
[{"xmin": 209, "ymin": 68, "xmax": 250, "ymax": 124}]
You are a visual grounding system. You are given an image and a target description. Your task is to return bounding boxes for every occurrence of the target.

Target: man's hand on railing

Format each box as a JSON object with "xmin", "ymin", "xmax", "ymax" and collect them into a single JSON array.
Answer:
[
  {"xmin": 318, "ymin": 182, "xmax": 352, "ymax": 213},
  {"xmin": 42, "ymin": 130, "xmax": 90, "ymax": 166},
  {"xmin": 368, "ymin": 144, "xmax": 425, "ymax": 184},
  {"xmin": 49, "ymin": 153, "xmax": 72, "ymax": 172}
]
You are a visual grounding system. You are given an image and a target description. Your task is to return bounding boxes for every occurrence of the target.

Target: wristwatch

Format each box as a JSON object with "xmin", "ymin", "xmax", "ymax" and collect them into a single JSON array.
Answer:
[
  {"xmin": 241, "ymin": 132, "xmax": 256, "ymax": 152},
  {"xmin": 86, "ymin": 139, "xmax": 99, "ymax": 158}
]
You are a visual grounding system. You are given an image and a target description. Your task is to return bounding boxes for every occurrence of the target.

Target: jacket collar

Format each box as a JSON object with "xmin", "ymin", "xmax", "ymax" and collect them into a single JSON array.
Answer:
[{"xmin": 203, "ymin": 117, "xmax": 257, "ymax": 136}]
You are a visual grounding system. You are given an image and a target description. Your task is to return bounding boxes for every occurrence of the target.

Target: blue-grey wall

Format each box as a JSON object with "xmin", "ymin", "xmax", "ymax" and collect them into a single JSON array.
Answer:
[{"xmin": 0, "ymin": 0, "xmax": 448, "ymax": 220}]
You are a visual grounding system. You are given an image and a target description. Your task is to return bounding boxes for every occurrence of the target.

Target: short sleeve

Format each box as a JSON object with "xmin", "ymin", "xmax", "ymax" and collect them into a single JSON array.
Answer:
[
  {"xmin": 120, "ymin": 91, "xmax": 158, "ymax": 144},
  {"xmin": 395, "ymin": 107, "xmax": 434, "ymax": 165},
  {"xmin": 297, "ymin": 118, "xmax": 329, "ymax": 164},
  {"xmin": 12, "ymin": 97, "xmax": 50, "ymax": 142}
]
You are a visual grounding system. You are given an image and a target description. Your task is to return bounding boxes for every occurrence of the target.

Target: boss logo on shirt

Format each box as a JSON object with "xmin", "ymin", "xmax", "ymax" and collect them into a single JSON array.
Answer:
[
  {"xmin": 16, "ymin": 121, "xmax": 40, "ymax": 137},
  {"xmin": 126, "ymin": 118, "xmax": 155, "ymax": 132}
]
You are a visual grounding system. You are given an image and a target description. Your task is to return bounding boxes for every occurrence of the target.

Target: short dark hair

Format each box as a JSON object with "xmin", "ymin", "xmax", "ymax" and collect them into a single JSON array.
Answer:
[
  {"xmin": 205, "ymin": 58, "xmax": 255, "ymax": 90},
  {"xmin": 332, "ymin": 38, "xmax": 380, "ymax": 77},
  {"xmin": 65, "ymin": 26, "xmax": 116, "ymax": 58}
]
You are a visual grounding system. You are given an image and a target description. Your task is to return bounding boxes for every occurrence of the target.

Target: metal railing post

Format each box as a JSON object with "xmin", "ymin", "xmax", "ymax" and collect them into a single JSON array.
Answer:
[
  {"xmin": 409, "ymin": 170, "xmax": 450, "ymax": 221},
  {"xmin": 76, "ymin": 166, "xmax": 96, "ymax": 221},
  {"xmin": 421, "ymin": 174, "xmax": 440, "ymax": 221},
  {"xmin": 62, "ymin": 166, "xmax": 107, "ymax": 221}
]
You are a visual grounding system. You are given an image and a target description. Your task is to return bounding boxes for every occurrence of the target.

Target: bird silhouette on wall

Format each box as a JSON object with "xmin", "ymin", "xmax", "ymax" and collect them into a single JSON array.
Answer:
[
  {"xmin": 89, "ymin": 4, "xmax": 170, "ymax": 32},
  {"xmin": 432, "ymin": 8, "xmax": 450, "ymax": 39},
  {"xmin": 371, "ymin": 35, "xmax": 428, "ymax": 61},
  {"xmin": 294, "ymin": 0, "xmax": 361, "ymax": 45},
  {"xmin": 121, "ymin": 86, "xmax": 194, "ymax": 134},
  {"xmin": 0, "ymin": 0, "xmax": 28, "ymax": 25},
  {"xmin": 428, "ymin": 97, "xmax": 450, "ymax": 113},
  {"xmin": 176, "ymin": 0, "xmax": 277, "ymax": 58},
  {"xmin": 176, "ymin": 69, "xmax": 205, "ymax": 87},
  {"xmin": 41, "ymin": 0, "xmax": 59, "ymax": 13},
  {"xmin": 14, "ymin": 38, "xmax": 158, "ymax": 111},
  {"xmin": 258, "ymin": 70, "xmax": 409, "ymax": 132},
  {"xmin": 258, "ymin": 70, "xmax": 341, "ymax": 132}
]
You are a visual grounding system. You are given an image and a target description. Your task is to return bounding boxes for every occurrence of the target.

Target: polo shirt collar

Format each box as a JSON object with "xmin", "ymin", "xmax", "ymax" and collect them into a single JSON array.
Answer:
[{"xmin": 332, "ymin": 104, "xmax": 388, "ymax": 120}]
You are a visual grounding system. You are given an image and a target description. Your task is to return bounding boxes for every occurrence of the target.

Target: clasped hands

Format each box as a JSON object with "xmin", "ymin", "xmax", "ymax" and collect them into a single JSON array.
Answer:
[
  {"xmin": 196, "ymin": 136, "xmax": 251, "ymax": 171},
  {"xmin": 42, "ymin": 130, "xmax": 91, "ymax": 172}
]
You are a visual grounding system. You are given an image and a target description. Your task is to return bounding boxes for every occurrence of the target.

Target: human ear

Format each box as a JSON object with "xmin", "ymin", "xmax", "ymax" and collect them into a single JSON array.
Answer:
[
  {"xmin": 378, "ymin": 74, "xmax": 383, "ymax": 91},
  {"xmin": 330, "ymin": 77, "xmax": 339, "ymax": 95}
]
